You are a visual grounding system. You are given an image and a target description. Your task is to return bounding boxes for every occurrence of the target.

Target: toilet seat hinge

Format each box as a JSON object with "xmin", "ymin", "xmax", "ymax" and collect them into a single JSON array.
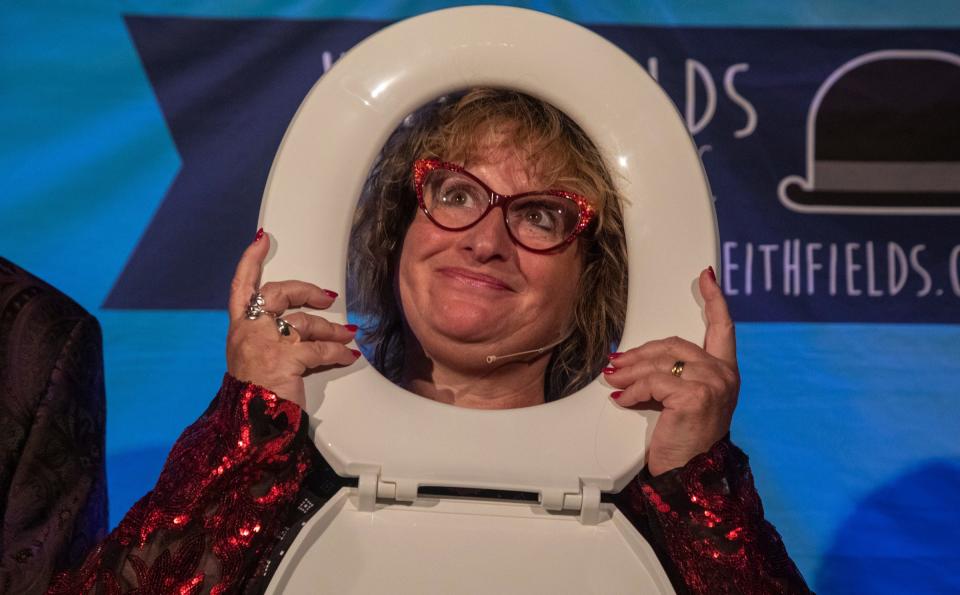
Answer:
[
  {"xmin": 358, "ymin": 469, "xmax": 418, "ymax": 511},
  {"xmin": 579, "ymin": 484, "xmax": 602, "ymax": 526},
  {"xmin": 540, "ymin": 483, "xmax": 603, "ymax": 525}
]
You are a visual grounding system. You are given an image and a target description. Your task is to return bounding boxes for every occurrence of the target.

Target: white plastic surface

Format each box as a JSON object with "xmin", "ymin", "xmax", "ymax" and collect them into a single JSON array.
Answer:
[
  {"xmin": 266, "ymin": 487, "xmax": 676, "ymax": 594},
  {"xmin": 258, "ymin": 6, "xmax": 717, "ymax": 502}
]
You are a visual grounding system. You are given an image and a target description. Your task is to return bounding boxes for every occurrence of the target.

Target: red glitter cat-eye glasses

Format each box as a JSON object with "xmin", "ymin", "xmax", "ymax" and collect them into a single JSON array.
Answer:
[{"xmin": 412, "ymin": 158, "xmax": 596, "ymax": 253}]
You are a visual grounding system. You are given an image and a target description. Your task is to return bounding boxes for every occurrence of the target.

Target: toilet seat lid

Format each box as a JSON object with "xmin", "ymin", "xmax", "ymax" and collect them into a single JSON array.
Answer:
[{"xmin": 258, "ymin": 6, "xmax": 717, "ymax": 501}]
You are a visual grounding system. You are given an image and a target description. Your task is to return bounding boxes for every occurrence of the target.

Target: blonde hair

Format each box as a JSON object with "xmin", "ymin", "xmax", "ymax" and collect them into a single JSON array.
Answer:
[{"xmin": 348, "ymin": 88, "xmax": 627, "ymax": 401}]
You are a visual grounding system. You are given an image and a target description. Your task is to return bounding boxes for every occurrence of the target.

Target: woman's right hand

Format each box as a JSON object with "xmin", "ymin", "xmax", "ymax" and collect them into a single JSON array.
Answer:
[{"xmin": 226, "ymin": 229, "xmax": 360, "ymax": 409}]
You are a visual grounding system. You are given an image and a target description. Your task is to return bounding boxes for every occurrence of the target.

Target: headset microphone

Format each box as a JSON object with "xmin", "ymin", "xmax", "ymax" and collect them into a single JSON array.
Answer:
[{"xmin": 484, "ymin": 334, "xmax": 570, "ymax": 364}]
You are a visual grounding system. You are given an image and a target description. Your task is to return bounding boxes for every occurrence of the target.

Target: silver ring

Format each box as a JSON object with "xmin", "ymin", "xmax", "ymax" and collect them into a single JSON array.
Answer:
[
  {"xmin": 246, "ymin": 291, "xmax": 266, "ymax": 319},
  {"xmin": 275, "ymin": 316, "xmax": 295, "ymax": 337},
  {"xmin": 246, "ymin": 291, "xmax": 280, "ymax": 320}
]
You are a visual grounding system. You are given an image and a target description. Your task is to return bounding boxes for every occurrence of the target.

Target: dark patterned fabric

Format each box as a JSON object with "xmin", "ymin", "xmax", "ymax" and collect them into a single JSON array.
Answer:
[
  {"xmin": 0, "ymin": 257, "xmax": 108, "ymax": 595},
  {"xmin": 49, "ymin": 372, "xmax": 812, "ymax": 594}
]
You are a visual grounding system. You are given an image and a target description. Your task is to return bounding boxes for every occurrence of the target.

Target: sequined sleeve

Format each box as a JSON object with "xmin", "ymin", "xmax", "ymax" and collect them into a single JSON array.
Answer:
[
  {"xmin": 46, "ymin": 374, "xmax": 311, "ymax": 595},
  {"xmin": 613, "ymin": 437, "xmax": 813, "ymax": 595}
]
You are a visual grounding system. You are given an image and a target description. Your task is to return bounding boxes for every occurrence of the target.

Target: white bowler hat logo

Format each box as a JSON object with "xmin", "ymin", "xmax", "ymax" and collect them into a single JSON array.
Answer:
[{"xmin": 778, "ymin": 50, "xmax": 960, "ymax": 215}]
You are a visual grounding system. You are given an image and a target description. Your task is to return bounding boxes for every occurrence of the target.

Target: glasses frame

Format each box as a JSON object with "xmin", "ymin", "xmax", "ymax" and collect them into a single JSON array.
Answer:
[{"xmin": 412, "ymin": 158, "xmax": 596, "ymax": 254}]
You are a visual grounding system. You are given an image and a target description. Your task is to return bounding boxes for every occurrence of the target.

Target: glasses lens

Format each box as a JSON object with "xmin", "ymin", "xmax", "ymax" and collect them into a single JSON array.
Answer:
[
  {"xmin": 422, "ymin": 169, "xmax": 489, "ymax": 229},
  {"xmin": 506, "ymin": 195, "xmax": 581, "ymax": 250}
]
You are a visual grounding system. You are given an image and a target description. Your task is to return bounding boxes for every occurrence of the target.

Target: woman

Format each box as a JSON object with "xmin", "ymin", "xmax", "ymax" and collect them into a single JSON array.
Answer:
[{"xmin": 47, "ymin": 89, "xmax": 810, "ymax": 594}]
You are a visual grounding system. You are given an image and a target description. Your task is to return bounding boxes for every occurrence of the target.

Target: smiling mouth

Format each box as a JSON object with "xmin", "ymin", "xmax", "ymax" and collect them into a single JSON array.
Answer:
[{"xmin": 437, "ymin": 268, "xmax": 514, "ymax": 291}]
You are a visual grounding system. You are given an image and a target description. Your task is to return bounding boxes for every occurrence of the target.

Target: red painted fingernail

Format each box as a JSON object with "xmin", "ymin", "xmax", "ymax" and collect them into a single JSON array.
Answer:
[
  {"xmin": 253, "ymin": 227, "xmax": 265, "ymax": 242},
  {"xmin": 608, "ymin": 352, "xmax": 622, "ymax": 361},
  {"xmin": 350, "ymin": 349, "xmax": 362, "ymax": 358},
  {"xmin": 602, "ymin": 367, "xmax": 616, "ymax": 375},
  {"xmin": 707, "ymin": 266, "xmax": 717, "ymax": 284},
  {"xmin": 611, "ymin": 391, "xmax": 623, "ymax": 400},
  {"xmin": 323, "ymin": 289, "xmax": 339, "ymax": 298},
  {"xmin": 344, "ymin": 324, "xmax": 358, "ymax": 332}
]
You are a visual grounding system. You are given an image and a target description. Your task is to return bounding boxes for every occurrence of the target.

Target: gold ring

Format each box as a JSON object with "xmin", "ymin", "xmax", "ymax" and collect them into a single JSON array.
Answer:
[{"xmin": 670, "ymin": 360, "xmax": 685, "ymax": 377}]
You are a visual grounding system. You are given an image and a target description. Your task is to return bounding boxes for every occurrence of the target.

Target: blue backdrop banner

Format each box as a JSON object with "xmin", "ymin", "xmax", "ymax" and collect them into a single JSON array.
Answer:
[{"xmin": 109, "ymin": 17, "xmax": 960, "ymax": 322}]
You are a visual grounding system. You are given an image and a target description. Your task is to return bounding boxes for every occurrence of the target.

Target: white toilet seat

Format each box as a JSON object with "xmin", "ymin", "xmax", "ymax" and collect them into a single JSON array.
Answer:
[
  {"xmin": 257, "ymin": 6, "xmax": 715, "ymax": 593},
  {"xmin": 266, "ymin": 490, "xmax": 676, "ymax": 594}
]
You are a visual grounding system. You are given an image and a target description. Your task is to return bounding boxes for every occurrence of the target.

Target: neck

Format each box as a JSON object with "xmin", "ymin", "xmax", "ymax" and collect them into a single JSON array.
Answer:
[{"xmin": 399, "ymin": 338, "xmax": 549, "ymax": 409}]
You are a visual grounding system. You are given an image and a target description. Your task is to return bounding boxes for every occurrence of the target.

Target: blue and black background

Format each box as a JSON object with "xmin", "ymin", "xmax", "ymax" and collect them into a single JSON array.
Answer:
[{"xmin": 3, "ymin": 1, "xmax": 959, "ymax": 593}]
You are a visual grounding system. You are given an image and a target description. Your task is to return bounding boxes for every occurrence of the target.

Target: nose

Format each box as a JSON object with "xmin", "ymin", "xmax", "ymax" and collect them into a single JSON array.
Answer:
[{"xmin": 458, "ymin": 207, "xmax": 515, "ymax": 263}]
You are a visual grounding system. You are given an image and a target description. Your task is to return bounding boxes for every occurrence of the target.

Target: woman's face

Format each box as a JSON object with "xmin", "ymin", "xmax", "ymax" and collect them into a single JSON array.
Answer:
[{"xmin": 397, "ymin": 145, "xmax": 585, "ymax": 372}]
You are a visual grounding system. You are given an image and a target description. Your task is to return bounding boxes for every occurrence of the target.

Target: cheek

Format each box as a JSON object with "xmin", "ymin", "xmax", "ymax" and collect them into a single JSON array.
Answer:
[
  {"xmin": 555, "ymin": 268, "xmax": 582, "ymax": 315},
  {"xmin": 397, "ymin": 224, "xmax": 423, "ymax": 303},
  {"xmin": 397, "ymin": 217, "xmax": 446, "ymax": 305},
  {"xmin": 521, "ymin": 250, "xmax": 583, "ymax": 316},
  {"xmin": 401, "ymin": 213, "xmax": 448, "ymax": 261}
]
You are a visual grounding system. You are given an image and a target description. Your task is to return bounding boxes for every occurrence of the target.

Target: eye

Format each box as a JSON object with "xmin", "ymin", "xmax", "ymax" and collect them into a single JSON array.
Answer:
[
  {"xmin": 516, "ymin": 201, "xmax": 562, "ymax": 231},
  {"xmin": 438, "ymin": 184, "xmax": 478, "ymax": 208}
]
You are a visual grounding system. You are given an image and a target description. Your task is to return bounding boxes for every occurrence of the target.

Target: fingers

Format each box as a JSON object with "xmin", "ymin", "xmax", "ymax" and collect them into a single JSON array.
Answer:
[
  {"xmin": 611, "ymin": 371, "xmax": 689, "ymax": 407},
  {"xmin": 605, "ymin": 356, "xmax": 724, "ymax": 390},
  {"xmin": 699, "ymin": 266, "xmax": 737, "ymax": 366},
  {"xmin": 227, "ymin": 315, "xmax": 360, "ymax": 395},
  {"xmin": 291, "ymin": 340, "xmax": 361, "ymax": 369},
  {"xmin": 228, "ymin": 229, "xmax": 270, "ymax": 320},
  {"xmin": 283, "ymin": 312, "xmax": 357, "ymax": 343},
  {"xmin": 609, "ymin": 336, "xmax": 706, "ymax": 369},
  {"xmin": 260, "ymin": 280, "xmax": 338, "ymax": 313},
  {"xmin": 608, "ymin": 266, "xmax": 738, "ymax": 369},
  {"xmin": 226, "ymin": 228, "xmax": 338, "ymax": 322}
]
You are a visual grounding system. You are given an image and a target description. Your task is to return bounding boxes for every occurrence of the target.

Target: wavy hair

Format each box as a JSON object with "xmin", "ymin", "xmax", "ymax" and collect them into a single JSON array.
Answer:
[{"xmin": 347, "ymin": 88, "xmax": 627, "ymax": 402}]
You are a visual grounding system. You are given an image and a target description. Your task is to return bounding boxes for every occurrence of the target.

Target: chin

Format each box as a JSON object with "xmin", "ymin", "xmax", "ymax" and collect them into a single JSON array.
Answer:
[{"xmin": 430, "ymin": 311, "xmax": 504, "ymax": 343}]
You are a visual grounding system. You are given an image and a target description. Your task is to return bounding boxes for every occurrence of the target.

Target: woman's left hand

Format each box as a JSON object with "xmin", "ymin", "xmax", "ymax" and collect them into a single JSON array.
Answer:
[{"xmin": 604, "ymin": 267, "xmax": 740, "ymax": 477}]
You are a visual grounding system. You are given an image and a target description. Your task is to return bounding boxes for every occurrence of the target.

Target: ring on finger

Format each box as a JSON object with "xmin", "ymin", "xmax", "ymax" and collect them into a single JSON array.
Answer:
[
  {"xmin": 670, "ymin": 360, "xmax": 686, "ymax": 378},
  {"xmin": 246, "ymin": 290, "xmax": 280, "ymax": 320},
  {"xmin": 275, "ymin": 316, "xmax": 296, "ymax": 337}
]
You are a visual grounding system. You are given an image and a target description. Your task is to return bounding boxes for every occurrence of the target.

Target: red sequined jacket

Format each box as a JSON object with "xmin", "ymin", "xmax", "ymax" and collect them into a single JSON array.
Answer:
[{"xmin": 47, "ymin": 374, "xmax": 811, "ymax": 594}]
